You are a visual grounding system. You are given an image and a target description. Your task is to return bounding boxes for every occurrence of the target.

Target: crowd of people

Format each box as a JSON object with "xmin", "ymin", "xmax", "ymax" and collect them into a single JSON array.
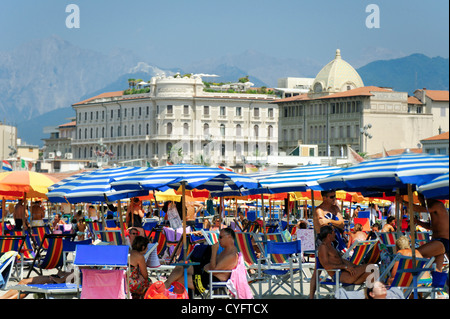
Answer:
[{"xmin": 1, "ymin": 189, "xmax": 448, "ymax": 300}]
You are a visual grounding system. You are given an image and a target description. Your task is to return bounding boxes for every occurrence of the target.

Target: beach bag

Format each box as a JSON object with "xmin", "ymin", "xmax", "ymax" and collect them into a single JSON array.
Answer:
[{"xmin": 144, "ymin": 281, "xmax": 189, "ymax": 299}]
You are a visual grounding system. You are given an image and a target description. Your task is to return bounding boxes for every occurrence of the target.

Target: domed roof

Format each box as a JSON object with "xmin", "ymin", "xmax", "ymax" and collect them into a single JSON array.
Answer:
[{"xmin": 310, "ymin": 49, "xmax": 364, "ymax": 96}]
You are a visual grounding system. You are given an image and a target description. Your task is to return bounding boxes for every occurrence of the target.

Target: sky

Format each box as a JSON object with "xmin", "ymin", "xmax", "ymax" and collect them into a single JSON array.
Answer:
[{"xmin": 0, "ymin": 0, "xmax": 448, "ymax": 69}]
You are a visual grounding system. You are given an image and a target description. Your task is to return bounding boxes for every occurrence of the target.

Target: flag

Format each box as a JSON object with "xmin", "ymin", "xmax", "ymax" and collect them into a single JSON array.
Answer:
[
  {"xmin": 2, "ymin": 160, "xmax": 12, "ymax": 171},
  {"xmin": 218, "ymin": 165, "xmax": 233, "ymax": 172},
  {"xmin": 21, "ymin": 159, "xmax": 26, "ymax": 169},
  {"xmin": 382, "ymin": 146, "xmax": 389, "ymax": 157},
  {"xmin": 347, "ymin": 146, "xmax": 364, "ymax": 164}
]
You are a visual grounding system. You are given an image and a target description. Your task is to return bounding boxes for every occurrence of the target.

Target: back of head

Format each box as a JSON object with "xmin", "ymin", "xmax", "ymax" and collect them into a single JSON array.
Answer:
[
  {"xmin": 396, "ymin": 236, "xmax": 410, "ymax": 250},
  {"xmin": 354, "ymin": 223, "xmax": 363, "ymax": 232},
  {"xmin": 221, "ymin": 227, "xmax": 236, "ymax": 241},
  {"xmin": 132, "ymin": 236, "xmax": 149, "ymax": 251}
]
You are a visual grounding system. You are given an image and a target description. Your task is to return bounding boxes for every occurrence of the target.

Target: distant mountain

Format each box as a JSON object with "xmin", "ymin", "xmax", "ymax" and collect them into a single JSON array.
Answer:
[{"xmin": 357, "ymin": 53, "xmax": 449, "ymax": 94}]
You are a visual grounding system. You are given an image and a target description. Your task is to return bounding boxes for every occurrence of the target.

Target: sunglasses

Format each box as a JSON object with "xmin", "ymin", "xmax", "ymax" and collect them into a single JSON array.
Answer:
[
  {"xmin": 328, "ymin": 195, "xmax": 336, "ymax": 199},
  {"xmin": 130, "ymin": 232, "xmax": 138, "ymax": 235}
]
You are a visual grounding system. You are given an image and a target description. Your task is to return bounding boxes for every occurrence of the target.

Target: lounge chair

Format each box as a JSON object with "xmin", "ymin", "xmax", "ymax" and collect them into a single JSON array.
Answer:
[
  {"xmin": 0, "ymin": 251, "xmax": 18, "ymax": 290},
  {"xmin": 26, "ymin": 233, "xmax": 76, "ymax": 278},
  {"xmin": 378, "ymin": 253, "xmax": 435, "ymax": 299},
  {"xmin": 259, "ymin": 240, "xmax": 303, "ymax": 297},
  {"xmin": 94, "ymin": 230, "xmax": 123, "ymax": 245}
]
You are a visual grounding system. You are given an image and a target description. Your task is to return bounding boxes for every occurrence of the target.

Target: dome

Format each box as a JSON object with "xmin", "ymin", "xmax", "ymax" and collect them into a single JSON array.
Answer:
[{"xmin": 310, "ymin": 49, "xmax": 364, "ymax": 96}]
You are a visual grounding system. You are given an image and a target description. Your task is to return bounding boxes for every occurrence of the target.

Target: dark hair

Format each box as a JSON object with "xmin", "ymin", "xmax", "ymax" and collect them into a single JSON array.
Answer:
[
  {"xmin": 387, "ymin": 216, "xmax": 396, "ymax": 224},
  {"xmin": 132, "ymin": 236, "xmax": 149, "ymax": 252},
  {"xmin": 318, "ymin": 225, "xmax": 334, "ymax": 241},
  {"xmin": 321, "ymin": 190, "xmax": 335, "ymax": 198},
  {"xmin": 365, "ymin": 286, "xmax": 375, "ymax": 299},
  {"xmin": 221, "ymin": 227, "xmax": 236, "ymax": 241}
]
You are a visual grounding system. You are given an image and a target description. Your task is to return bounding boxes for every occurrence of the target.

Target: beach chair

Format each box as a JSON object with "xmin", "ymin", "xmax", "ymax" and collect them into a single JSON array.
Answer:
[
  {"xmin": 207, "ymin": 252, "xmax": 254, "ymax": 299},
  {"xmin": 379, "ymin": 254, "xmax": 435, "ymax": 299},
  {"xmin": 26, "ymin": 233, "xmax": 76, "ymax": 278},
  {"xmin": 1, "ymin": 232, "xmax": 35, "ymax": 280},
  {"xmin": 30, "ymin": 225, "xmax": 52, "ymax": 251},
  {"xmin": 62, "ymin": 238, "xmax": 93, "ymax": 271},
  {"xmin": 376, "ymin": 231, "xmax": 400, "ymax": 256},
  {"xmin": 142, "ymin": 221, "xmax": 158, "ymax": 237},
  {"xmin": 343, "ymin": 240, "xmax": 378, "ymax": 266},
  {"xmin": 74, "ymin": 245, "xmax": 130, "ymax": 299},
  {"xmin": 409, "ymin": 231, "xmax": 431, "ymax": 247},
  {"xmin": 0, "ymin": 251, "xmax": 18, "ymax": 290},
  {"xmin": 314, "ymin": 241, "xmax": 378, "ymax": 299},
  {"xmin": 201, "ymin": 229, "xmax": 220, "ymax": 246},
  {"xmin": 258, "ymin": 240, "xmax": 303, "ymax": 297},
  {"xmin": 87, "ymin": 221, "xmax": 104, "ymax": 240},
  {"xmin": 94, "ymin": 230, "xmax": 123, "ymax": 245}
]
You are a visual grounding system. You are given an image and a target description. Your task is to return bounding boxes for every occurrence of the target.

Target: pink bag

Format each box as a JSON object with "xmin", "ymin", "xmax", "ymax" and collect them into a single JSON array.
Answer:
[{"xmin": 81, "ymin": 269, "xmax": 126, "ymax": 299}]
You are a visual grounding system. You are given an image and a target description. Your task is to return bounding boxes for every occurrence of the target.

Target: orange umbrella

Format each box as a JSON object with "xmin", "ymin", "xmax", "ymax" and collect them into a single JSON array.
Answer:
[{"xmin": 0, "ymin": 171, "xmax": 59, "ymax": 199}]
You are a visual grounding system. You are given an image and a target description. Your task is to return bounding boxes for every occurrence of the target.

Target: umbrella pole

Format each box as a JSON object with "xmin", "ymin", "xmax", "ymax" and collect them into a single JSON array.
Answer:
[
  {"xmin": 395, "ymin": 189, "xmax": 401, "ymax": 240},
  {"xmin": 407, "ymin": 184, "xmax": 418, "ymax": 298},
  {"xmin": 118, "ymin": 200, "xmax": 125, "ymax": 244},
  {"xmin": 1, "ymin": 197, "xmax": 5, "ymax": 235},
  {"xmin": 286, "ymin": 194, "xmax": 290, "ymax": 231},
  {"xmin": 261, "ymin": 194, "xmax": 266, "ymax": 234}
]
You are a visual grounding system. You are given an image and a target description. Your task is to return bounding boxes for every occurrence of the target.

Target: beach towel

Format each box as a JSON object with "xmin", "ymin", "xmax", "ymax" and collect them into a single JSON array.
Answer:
[
  {"xmin": 227, "ymin": 253, "xmax": 253, "ymax": 299},
  {"xmin": 81, "ymin": 269, "xmax": 126, "ymax": 299}
]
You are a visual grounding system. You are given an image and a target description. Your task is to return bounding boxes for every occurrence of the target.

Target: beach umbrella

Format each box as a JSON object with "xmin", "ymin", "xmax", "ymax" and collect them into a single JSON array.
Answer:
[
  {"xmin": 317, "ymin": 152, "xmax": 449, "ymax": 194},
  {"xmin": 417, "ymin": 172, "xmax": 449, "ymax": 200},
  {"xmin": 111, "ymin": 163, "xmax": 261, "ymax": 289},
  {"xmin": 259, "ymin": 164, "xmax": 342, "ymax": 193},
  {"xmin": 46, "ymin": 166, "xmax": 150, "ymax": 204},
  {"xmin": 317, "ymin": 152, "xmax": 449, "ymax": 298},
  {"xmin": 0, "ymin": 171, "xmax": 59, "ymax": 199}
]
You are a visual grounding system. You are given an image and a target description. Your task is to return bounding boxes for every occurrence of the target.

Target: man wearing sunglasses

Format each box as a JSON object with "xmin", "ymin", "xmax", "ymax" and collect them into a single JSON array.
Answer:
[{"xmin": 309, "ymin": 189, "xmax": 345, "ymax": 298}]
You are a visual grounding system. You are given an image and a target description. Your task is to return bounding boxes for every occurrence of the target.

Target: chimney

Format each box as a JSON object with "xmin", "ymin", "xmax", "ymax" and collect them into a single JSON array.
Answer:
[{"xmin": 438, "ymin": 126, "xmax": 442, "ymax": 134}]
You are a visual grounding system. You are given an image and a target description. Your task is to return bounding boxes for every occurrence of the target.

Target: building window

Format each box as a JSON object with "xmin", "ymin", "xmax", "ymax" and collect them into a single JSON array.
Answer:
[
  {"xmin": 167, "ymin": 123, "xmax": 172, "ymax": 135},
  {"xmin": 254, "ymin": 125, "xmax": 259, "ymax": 137},
  {"xmin": 236, "ymin": 107, "xmax": 242, "ymax": 116},
  {"xmin": 236, "ymin": 124, "xmax": 241, "ymax": 136},
  {"xmin": 146, "ymin": 124, "xmax": 150, "ymax": 135},
  {"xmin": 441, "ymin": 107, "xmax": 446, "ymax": 117},
  {"xmin": 268, "ymin": 108, "xmax": 273, "ymax": 118},
  {"xmin": 220, "ymin": 124, "xmax": 226, "ymax": 136},
  {"xmin": 220, "ymin": 106, "xmax": 226, "ymax": 116},
  {"xmin": 221, "ymin": 143, "xmax": 225, "ymax": 156},
  {"xmin": 184, "ymin": 105, "xmax": 189, "ymax": 115},
  {"xmin": 203, "ymin": 123, "xmax": 209, "ymax": 136},
  {"xmin": 183, "ymin": 123, "xmax": 189, "ymax": 135},
  {"xmin": 417, "ymin": 106, "xmax": 423, "ymax": 114},
  {"xmin": 204, "ymin": 105, "xmax": 209, "ymax": 115},
  {"xmin": 268, "ymin": 125, "xmax": 273, "ymax": 138},
  {"xmin": 167, "ymin": 105, "xmax": 173, "ymax": 114},
  {"xmin": 254, "ymin": 108, "xmax": 260, "ymax": 117}
]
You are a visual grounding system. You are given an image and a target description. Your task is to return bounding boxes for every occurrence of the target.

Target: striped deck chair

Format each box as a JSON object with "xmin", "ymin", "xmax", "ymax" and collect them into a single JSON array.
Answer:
[
  {"xmin": 379, "ymin": 254, "xmax": 435, "ymax": 299},
  {"xmin": 27, "ymin": 234, "xmax": 76, "ymax": 278},
  {"xmin": 411, "ymin": 231, "xmax": 431, "ymax": 247},
  {"xmin": 246, "ymin": 221, "xmax": 261, "ymax": 233},
  {"xmin": 376, "ymin": 232, "xmax": 399, "ymax": 255},
  {"xmin": 148, "ymin": 227, "xmax": 167, "ymax": 257},
  {"xmin": 364, "ymin": 240, "xmax": 382, "ymax": 264},
  {"xmin": 201, "ymin": 229, "xmax": 220, "ymax": 246},
  {"xmin": 95, "ymin": 230, "xmax": 123, "ymax": 245},
  {"xmin": 260, "ymin": 233, "xmax": 290, "ymax": 264},
  {"xmin": 343, "ymin": 240, "xmax": 378, "ymax": 266},
  {"xmin": 87, "ymin": 221, "xmax": 104, "ymax": 240},
  {"xmin": 30, "ymin": 226, "xmax": 51, "ymax": 250}
]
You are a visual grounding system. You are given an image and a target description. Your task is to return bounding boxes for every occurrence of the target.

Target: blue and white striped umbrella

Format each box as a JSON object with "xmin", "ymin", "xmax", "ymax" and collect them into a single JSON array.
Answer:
[
  {"xmin": 47, "ymin": 166, "xmax": 150, "ymax": 203},
  {"xmin": 258, "ymin": 164, "xmax": 343, "ymax": 194},
  {"xmin": 111, "ymin": 164, "xmax": 260, "ymax": 193},
  {"xmin": 48, "ymin": 171, "xmax": 93, "ymax": 192},
  {"xmin": 317, "ymin": 152, "xmax": 449, "ymax": 194},
  {"xmin": 417, "ymin": 172, "xmax": 449, "ymax": 200},
  {"xmin": 208, "ymin": 171, "xmax": 277, "ymax": 197}
]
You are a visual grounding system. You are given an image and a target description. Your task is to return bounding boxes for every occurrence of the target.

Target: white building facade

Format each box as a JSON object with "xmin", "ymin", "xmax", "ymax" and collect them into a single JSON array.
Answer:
[{"xmin": 71, "ymin": 75, "xmax": 278, "ymax": 170}]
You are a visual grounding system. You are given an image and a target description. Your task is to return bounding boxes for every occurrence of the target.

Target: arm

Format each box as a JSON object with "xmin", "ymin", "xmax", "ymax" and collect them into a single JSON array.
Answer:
[{"xmin": 207, "ymin": 244, "xmax": 238, "ymax": 271}]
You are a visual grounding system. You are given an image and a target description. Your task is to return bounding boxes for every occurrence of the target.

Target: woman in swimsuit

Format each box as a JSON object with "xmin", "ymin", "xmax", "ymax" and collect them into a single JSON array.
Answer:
[{"xmin": 129, "ymin": 236, "xmax": 152, "ymax": 298}]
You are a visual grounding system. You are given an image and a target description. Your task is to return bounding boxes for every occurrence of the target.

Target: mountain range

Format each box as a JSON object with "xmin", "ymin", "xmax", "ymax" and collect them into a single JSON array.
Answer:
[{"xmin": 0, "ymin": 36, "xmax": 447, "ymax": 147}]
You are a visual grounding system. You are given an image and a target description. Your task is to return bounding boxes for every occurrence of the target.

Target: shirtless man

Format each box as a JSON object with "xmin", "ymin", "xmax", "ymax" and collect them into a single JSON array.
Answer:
[
  {"xmin": 13, "ymin": 199, "xmax": 28, "ymax": 230},
  {"xmin": 164, "ymin": 227, "xmax": 238, "ymax": 295},
  {"xmin": 309, "ymin": 189, "xmax": 344, "ymax": 298},
  {"xmin": 381, "ymin": 216, "xmax": 396, "ymax": 232},
  {"xmin": 409, "ymin": 194, "xmax": 449, "ymax": 272},
  {"xmin": 126, "ymin": 197, "xmax": 145, "ymax": 236},
  {"xmin": 318, "ymin": 225, "xmax": 374, "ymax": 285},
  {"xmin": 30, "ymin": 201, "xmax": 45, "ymax": 227},
  {"xmin": 185, "ymin": 201, "xmax": 204, "ymax": 229},
  {"xmin": 313, "ymin": 190, "xmax": 344, "ymax": 235}
]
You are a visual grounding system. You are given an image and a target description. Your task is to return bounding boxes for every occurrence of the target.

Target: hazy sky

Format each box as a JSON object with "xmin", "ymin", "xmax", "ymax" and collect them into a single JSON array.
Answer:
[{"xmin": 0, "ymin": 0, "xmax": 448, "ymax": 68}]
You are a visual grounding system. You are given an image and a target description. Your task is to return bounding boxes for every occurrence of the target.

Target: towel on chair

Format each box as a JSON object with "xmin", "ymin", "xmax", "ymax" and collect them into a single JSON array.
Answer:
[{"xmin": 227, "ymin": 253, "xmax": 253, "ymax": 299}]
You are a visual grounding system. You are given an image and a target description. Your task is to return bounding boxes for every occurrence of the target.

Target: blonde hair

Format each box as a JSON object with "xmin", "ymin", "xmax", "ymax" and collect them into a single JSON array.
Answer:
[
  {"xmin": 354, "ymin": 223, "xmax": 363, "ymax": 232},
  {"xmin": 396, "ymin": 236, "xmax": 410, "ymax": 250}
]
